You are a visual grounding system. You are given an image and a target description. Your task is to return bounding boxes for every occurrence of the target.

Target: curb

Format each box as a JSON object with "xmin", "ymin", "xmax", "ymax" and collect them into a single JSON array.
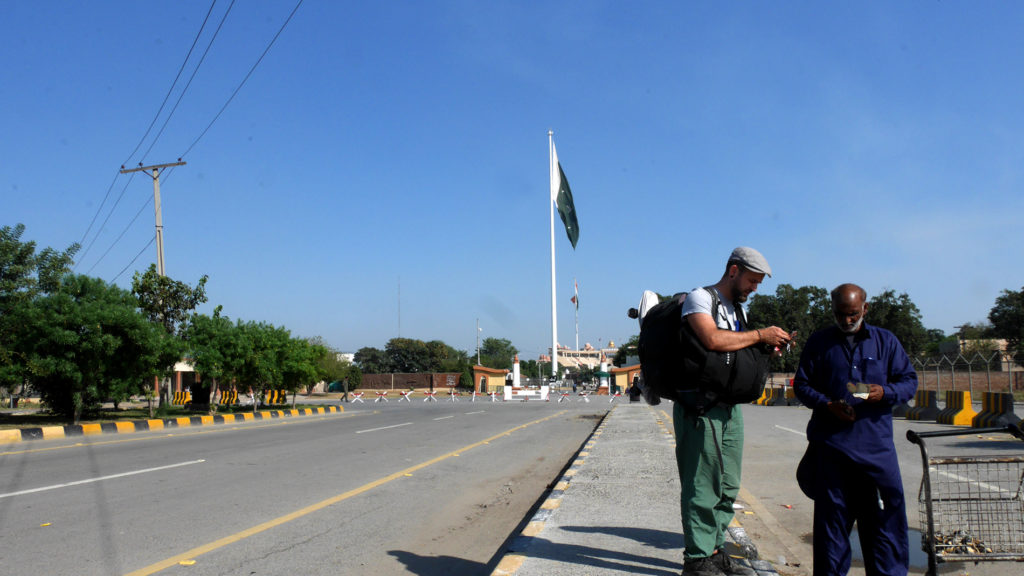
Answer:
[
  {"xmin": 0, "ymin": 405, "xmax": 344, "ymax": 445},
  {"xmin": 489, "ymin": 410, "xmax": 610, "ymax": 576}
]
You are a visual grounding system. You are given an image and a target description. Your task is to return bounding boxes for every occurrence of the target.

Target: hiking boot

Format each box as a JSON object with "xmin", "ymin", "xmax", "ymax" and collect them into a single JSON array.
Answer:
[
  {"xmin": 682, "ymin": 556, "xmax": 726, "ymax": 576},
  {"xmin": 711, "ymin": 551, "xmax": 756, "ymax": 576}
]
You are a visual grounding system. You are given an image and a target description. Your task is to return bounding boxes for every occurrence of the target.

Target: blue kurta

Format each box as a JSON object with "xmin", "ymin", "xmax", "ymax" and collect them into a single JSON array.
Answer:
[{"xmin": 793, "ymin": 323, "xmax": 918, "ymax": 576}]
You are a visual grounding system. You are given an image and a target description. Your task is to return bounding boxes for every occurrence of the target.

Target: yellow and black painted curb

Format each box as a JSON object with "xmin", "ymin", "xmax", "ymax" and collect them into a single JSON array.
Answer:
[
  {"xmin": 489, "ymin": 410, "xmax": 611, "ymax": 576},
  {"xmin": 0, "ymin": 405, "xmax": 344, "ymax": 445}
]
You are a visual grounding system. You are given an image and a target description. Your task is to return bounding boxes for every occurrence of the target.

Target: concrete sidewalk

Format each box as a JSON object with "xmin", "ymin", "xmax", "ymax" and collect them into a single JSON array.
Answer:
[{"xmin": 492, "ymin": 402, "xmax": 777, "ymax": 576}]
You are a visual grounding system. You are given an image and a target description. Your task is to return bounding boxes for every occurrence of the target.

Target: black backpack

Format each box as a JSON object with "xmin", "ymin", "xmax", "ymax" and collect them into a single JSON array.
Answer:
[{"xmin": 637, "ymin": 287, "xmax": 769, "ymax": 412}]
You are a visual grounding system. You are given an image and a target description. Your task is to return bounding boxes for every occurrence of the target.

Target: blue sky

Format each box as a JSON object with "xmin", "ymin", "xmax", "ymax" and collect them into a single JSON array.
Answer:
[{"xmin": 3, "ymin": 2, "xmax": 1023, "ymax": 360}]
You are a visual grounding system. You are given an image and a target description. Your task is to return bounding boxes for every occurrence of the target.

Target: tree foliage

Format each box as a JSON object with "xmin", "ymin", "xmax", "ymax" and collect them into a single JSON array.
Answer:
[
  {"xmin": 354, "ymin": 337, "xmax": 473, "ymax": 382},
  {"xmin": 989, "ymin": 286, "xmax": 1024, "ymax": 364},
  {"xmin": 0, "ymin": 224, "xmax": 79, "ymax": 391},
  {"xmin": 17, "ymin": 275, "xmax": 165, "ymax": 423},
  {"xmin": 747, "ymin": 284, "xmax": 832, "ymax": 371},
  {"xmin": 131, "ymin": 263, "xmax": 208, "ymax": 337},
  {"xmin": 479, "ymin": 337, "xmax": 517, "ymax": 370},
  {"xmin": 866, "ymin": 289, "xmax": 929, "ymax": 356}
]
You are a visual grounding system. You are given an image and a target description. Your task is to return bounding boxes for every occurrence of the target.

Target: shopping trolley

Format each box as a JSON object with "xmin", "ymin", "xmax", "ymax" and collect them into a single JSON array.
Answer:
[{"xmin": 906, "ymin": 424, "xmax": 1024, "ymax": 576}]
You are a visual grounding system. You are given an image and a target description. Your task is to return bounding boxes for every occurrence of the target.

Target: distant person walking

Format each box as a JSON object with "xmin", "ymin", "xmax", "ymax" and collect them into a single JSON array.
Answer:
[
  {"xmin": 676, "ymin": 247, "xmax": 792, "ymax": 576},
  {"xmin": 793, "ymin": 283, "xmax": 918, "ymax": 576}
]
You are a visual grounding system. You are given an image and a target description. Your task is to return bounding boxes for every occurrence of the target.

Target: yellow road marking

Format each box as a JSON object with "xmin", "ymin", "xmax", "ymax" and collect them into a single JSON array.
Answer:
[{"xmin": 124, "ymin": 410, "xmax": 568, "ymax": 576}]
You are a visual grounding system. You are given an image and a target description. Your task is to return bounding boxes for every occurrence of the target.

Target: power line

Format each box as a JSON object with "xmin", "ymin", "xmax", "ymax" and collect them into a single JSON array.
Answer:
[
  {"xmin": 179, "ymin": 0, "xmax": 304, "ymax": 159},
  {"xmin": 124, "ymin": 0, "xmax": 219, "ymax": 167},
  {"xmin": 86, "ymin": 193, "xmax": 153, "ymax": 276},
  {"xmin": 110, "ymin": 236, "xmax": 156, "ymax": 284},
  {"xmin": 140, "ymin": 0, "xmax": 235, "ymax": 163},
  {"xmin": 76, "ymin": 0, "xmax": 218, "ymax": 268},
  {"xmin": 75, "ymin": 172, "xmax": 139, "ymax": 268}
]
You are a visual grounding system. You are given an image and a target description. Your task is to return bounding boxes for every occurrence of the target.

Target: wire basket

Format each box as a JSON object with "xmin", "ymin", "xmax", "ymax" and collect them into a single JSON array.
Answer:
[{"xmin": 907, "ymin": 426, "xmax": 1024, "ymax": 575}]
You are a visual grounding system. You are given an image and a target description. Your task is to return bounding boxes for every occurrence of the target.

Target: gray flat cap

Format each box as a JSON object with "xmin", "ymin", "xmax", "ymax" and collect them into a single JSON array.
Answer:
[{"xmin": 729, "ymin": 246, "xmax": 772, "ymax": 277}]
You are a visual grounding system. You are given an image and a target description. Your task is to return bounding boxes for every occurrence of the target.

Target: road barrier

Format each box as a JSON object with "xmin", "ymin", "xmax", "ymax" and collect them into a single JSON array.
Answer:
[
  {"xmin": 423, "ymin": 391, "xmax": 438, "ymax": 401},
  {"xmin": 171, "ymin": 391, "xmax": 191, "ymax": 405},
  {"xmin": 350, "ymin": 392, "xmax": 365, "ymax": 403},
  {"xmin": 935, "ymin": 391, "xmax": 978, "ymax": 426},
  {"xmin": 447, "ymin": 389, "xmax": 460, "ymax": 402},
  {"xmin": 905, "ymin": 390, "xmax": 940, "ymax": 421},
  {"xmin": 489, "ymin": 391, "xmax": 500, "ymax": 402},
  {"xmin": 608, "ymin": 392, "xmax": 622, "ymax": 403},
  {"xmin": 219, "ymin": 390, "xmax": 238, "ymax": 406},
  {"xmin": 398, "ymin": 391, "xmax": 412, "ymax": 402},
  {"xmin": 374, "ymin": 391, "xmax": 389, "ymax": 403},
  {"xmin": 972, "ymin": 392, "xmax": 1019, "ymax": 428},
  {"xmin": 263, "ymin": 390, "xmax": 288, "ymax": 405}
]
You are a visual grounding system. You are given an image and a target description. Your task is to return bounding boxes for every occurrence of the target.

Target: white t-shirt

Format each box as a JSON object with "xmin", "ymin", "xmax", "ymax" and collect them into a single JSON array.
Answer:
[{"xmin": 681, "ymin": 287, "xmax": 740, "ymax": 331}]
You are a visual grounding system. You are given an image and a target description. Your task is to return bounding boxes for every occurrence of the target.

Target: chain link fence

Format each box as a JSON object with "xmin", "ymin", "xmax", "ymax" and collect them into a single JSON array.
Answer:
[{"xmin": 912, "ymin": 352, "xmax": 1023, "ymax": 397}]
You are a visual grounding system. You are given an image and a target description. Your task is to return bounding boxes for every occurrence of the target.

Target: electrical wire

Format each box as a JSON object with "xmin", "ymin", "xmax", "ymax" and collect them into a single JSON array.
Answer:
[
  {"xmin": 75, "ymin": 172, "xmax": 139, "ymax": 267},
  {"xmin": 75, "ymin": 0, "xmax": 218, "ymax": 270},
  {"xmin": 139, "ymin": 0, "xmax": 236, "ymax": 163},
  {"xmin": 110, "ymin": 236, "xmax": 156, "ymax": 284},
  {"xmin": 179, "ymin": 0, "xmax": 304, "ymax": 159},
  {"xmin": 90, "ymin": 0, "xmax": 304, "ymax": 279},
  {"xmin": 88, "ymin": 194, "xmax": 154, "ymax": 276}
]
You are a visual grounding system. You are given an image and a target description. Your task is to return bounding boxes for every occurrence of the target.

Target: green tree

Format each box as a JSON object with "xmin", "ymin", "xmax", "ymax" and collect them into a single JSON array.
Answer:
[
  {"xmin": 131, "ymin": 264, "xmax": 208, "ymax": 406},
  {"xmin": 385, "ymin": 338, "xmax": 431, "ymax": 373},
  {"xmin": 989, "ymin": 286, "xmax": 1024, "ymax": 364},
  {"xmin": 308, "ymin": 337, "xmax": 353, "ymax": 390},
  {"xmin": 183, "ymin": 307, "xmax": 238, "ymax": 411},
  {"xmin": 280, "ymin": 336, "xmax": 321, "ymax": 406},
  {"xmin": 0, "ymin": 224, "xmax": 78, "ymax": 391},
  {"xmin": 479, "ymin": 337, "xmax": 517, "ymax": 370},
  {"xmin": 354, "ymin": 346, "xmax": 388, "ymax": 374},
  {"xmin": 131, "ymin": 264, "xmax": 208, "ymax": 336},
  {"xmin": 748, "ymin": 284, "xmax": 832, "ymax": 371},
  {"xmin": 17, "ymin": 275, "xmax": 165, "ymax": 423},
  {"xmin": 867, "ymin": 289, "xmax": 928, "ymax": 356}
]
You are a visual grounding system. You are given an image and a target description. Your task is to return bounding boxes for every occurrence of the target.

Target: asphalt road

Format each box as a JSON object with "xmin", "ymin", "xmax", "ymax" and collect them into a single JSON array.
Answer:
[{"xmin": 0, "ymin": 400, "xmax": 607, "ymax": 576}]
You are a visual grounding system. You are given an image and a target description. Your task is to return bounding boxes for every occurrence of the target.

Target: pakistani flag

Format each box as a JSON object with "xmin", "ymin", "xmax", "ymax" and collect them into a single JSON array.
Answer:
[{"xmin": 550, "ymin": 142, "xmax": 579, "ymax": 249}]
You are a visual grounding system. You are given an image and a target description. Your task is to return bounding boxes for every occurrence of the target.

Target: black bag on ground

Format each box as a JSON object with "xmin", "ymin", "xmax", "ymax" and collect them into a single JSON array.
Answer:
[{"xmin": 638, "ymin": 287, "xmax": 769, "ymax": 410}]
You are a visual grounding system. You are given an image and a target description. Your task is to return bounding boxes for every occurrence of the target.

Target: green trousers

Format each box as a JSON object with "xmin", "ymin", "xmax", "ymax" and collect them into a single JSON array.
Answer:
[{"xmin": 673, "ymin": 399, "xmax": 744, "ymax": 559}]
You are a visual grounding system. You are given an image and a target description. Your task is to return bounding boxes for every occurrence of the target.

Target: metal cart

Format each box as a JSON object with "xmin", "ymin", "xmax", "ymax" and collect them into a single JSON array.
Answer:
[{"xmin": 906, "ymin": 425, "xmax": 1024, "ymax": 575}]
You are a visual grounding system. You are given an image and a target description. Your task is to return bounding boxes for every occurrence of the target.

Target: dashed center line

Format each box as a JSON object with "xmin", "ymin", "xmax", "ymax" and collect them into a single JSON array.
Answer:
[{"xmin": 355, "ymin": 423, "xmax": 413, "ymax": 434}]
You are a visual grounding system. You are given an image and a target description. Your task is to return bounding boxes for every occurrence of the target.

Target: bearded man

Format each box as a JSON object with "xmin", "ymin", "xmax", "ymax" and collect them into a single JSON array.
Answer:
[{"xmin": 793, "ymin": 283, "xmax": 918, "ymax": 576}]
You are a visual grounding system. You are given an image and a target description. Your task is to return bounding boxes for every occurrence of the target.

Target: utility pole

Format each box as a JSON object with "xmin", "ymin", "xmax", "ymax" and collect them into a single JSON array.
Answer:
[
  {"xmin": 119, "ymin": 160, "xmax": 186, "ymax": 276},
  {"xmin": 119, "ymin": 160, "xmax": 185, "ymax": 409}
]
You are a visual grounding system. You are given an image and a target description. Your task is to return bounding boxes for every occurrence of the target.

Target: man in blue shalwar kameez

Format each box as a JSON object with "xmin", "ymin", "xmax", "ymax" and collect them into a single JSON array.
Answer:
[{"xmin": 793, "ymin": 283, "xmax": 918, "ymax": 576}]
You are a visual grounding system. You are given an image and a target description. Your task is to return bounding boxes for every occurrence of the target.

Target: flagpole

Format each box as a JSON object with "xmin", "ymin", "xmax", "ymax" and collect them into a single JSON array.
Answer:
[
  {"xmin": 549, "ymin": 130, "xmax": 558, "ymax": 379},
  {"xmin": 574, "ymin": 278, "xmax": 579, "ymax": 352}
]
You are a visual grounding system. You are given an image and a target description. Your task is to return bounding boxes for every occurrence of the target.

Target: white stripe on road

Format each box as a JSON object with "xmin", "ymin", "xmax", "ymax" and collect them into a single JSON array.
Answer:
[
  {"xmin": 774, "ymin": 425, "xmax": 805, "ymax": 436},
  {"xmin": 433, "ymin": 416, "xmax": 455, "ymax": 421},
  {"xmin": 0, "ymin": 459, "xmax": 206, "ymax": 499},
  {"xmin": 464, "ymin": 411, "xmax": 485, "ymax": 415},
  {"xmin": 355, "ymin": 422, "xmax": 413, "ymax": 434}
]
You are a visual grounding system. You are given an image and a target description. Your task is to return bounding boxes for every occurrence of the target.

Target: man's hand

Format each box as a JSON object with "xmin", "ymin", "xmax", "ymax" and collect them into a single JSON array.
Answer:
[
  {"xmin": 756, "ymin": 326, "xmax": 792, "ymax": 349},
  {"xmin": 827, "ymin": 400, "xmax": 856, "ymax": 422},
  {"xmin": 865, "ymin": 384, "xmax": 885, "ymax": 403}
]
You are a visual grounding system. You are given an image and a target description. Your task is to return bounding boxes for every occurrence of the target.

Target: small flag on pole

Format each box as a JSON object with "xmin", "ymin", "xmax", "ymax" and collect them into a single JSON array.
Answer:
[
  {"xmin": 571, "ymin": 280, "xmax": 579, "ymax": 309},
  {"xmin": 550, "ymin": 141, "xmax": 579, "ymax": 249}
]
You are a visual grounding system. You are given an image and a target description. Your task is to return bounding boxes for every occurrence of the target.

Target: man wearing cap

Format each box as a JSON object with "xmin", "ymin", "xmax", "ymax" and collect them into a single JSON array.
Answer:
[
  {"xmin": 793, "ymin": 283, "xmax": 918, "ymax": 576},
  {"xmin": 677, "ymin": 247, "xmax": 793, "ymax": 576}
]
